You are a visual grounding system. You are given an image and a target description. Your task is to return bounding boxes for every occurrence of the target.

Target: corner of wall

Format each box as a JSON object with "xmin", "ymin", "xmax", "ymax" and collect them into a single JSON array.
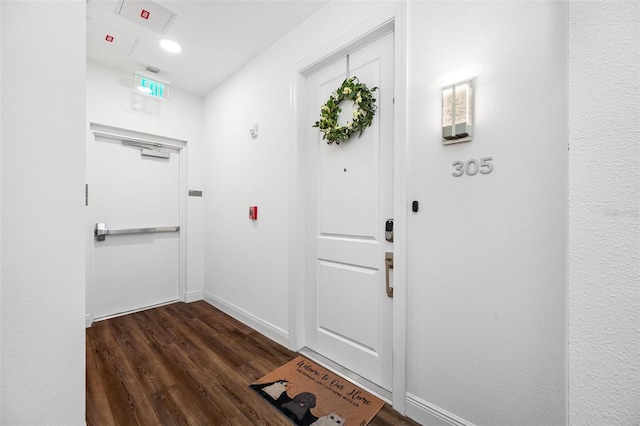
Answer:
[{"xmin": 568, "ymin": 1, "xmax": 640, "ymax": 424}]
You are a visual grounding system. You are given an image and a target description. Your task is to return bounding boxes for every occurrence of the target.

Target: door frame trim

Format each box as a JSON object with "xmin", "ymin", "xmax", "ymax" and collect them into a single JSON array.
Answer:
[
  {"xmin": 86, "ymin": 122, "xmax": 188, "ymax": 324},
  {"xmin": 289, "ymin": 4, "xmax": 408, "ymax": 413}
]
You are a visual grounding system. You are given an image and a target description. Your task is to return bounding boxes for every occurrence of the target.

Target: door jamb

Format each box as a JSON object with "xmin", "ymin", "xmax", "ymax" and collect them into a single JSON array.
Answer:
[
  {"xmin": 86, "ymin": 123, "xmax": 188, "ymax": 325},
  {"xmin": 288, "ymin": 4, "xmax": 408, "ymax": 413}
]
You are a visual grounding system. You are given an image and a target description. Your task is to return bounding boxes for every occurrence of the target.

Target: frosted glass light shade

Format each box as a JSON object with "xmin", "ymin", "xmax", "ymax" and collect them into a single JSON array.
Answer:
[{"xmin": 442, "ymin": 79, "xmax": 474, "ymax": 144}]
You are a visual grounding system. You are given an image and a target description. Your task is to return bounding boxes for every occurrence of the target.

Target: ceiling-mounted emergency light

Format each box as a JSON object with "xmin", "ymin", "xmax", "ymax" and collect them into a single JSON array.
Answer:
[
  {"xmin": 134, "ymin": 70, "xmax": 170, "ymax": 100},
  {"xmin": 442, "ymin": 79, "xmax": 474, "ymax": 144}
]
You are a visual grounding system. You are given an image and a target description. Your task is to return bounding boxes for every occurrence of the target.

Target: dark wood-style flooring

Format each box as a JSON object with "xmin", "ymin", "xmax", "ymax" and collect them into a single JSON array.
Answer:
[{"xmin": 86, "ymin": 301, "xmax": 420, "ymax": 425}]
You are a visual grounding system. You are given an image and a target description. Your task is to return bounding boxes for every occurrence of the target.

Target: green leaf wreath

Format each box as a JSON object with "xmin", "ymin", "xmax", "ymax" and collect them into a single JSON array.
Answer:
[{"xmin": 313, "ymin": 77, "xmax": 378, "ymax": 145}]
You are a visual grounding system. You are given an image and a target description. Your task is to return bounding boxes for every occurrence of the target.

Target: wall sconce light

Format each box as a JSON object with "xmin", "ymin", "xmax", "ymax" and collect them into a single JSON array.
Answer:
[{"xmin": 442, "ymin": 79, "xmax": 474, "ymax": 144}]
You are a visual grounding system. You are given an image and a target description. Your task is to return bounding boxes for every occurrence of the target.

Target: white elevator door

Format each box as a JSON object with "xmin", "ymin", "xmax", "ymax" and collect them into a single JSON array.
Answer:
[{"xmin": 92, "ymin": 137, "xmax": 180, "ymax": 320}]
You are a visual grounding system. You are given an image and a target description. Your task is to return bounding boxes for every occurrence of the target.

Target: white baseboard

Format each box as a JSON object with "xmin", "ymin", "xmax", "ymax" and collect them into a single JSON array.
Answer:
[
  {"xmin": 85, "ymin": 314, "xmax": 94, "ymax": 328},
  {"xmin": 203, "ymin": 291, "xmax": 289, "ymax": 347},
  {"xmin": 405, "ymin": 393, "xmax": 475, "ymax": 426},
  {"xmin": 184, "ymin": 290, "xmax": 204, "ymax": 303},
  {"xmin": 86, "ymin": 292, "xmax": 203, "ymax": 328}
]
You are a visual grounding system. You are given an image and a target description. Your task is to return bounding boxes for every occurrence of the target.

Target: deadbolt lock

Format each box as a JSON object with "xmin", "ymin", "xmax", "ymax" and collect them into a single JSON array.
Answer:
[{"xmin": 385, "ymin": 219, "xmax": 394, "ymax": 242}]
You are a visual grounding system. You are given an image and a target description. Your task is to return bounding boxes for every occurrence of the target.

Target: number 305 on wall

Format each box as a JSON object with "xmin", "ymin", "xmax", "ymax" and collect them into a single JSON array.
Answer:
[{"xmin": 452, "ymin": 157, "xmax": 493, "ymax": 177}]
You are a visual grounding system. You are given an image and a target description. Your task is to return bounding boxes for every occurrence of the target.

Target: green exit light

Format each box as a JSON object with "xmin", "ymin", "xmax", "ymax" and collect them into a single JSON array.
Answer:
[
  {"xmin": 140, "ymin": 78, "xmax": 164, "ymax": 98},
  {"xmin": 134, "ymin": 71, "xmax": 170, "ymax": 100}
]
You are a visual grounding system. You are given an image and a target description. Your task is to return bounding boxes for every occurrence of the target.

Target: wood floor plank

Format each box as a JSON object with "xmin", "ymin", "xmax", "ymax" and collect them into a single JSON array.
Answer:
[
  {"xmin": 135, "ymin": 307, "xmax": 246, "ymax": 423},
  {"xmin": 111, "ymin": 314, "xmax": 173, "ymax": 395},
  {"xmin": 86, "ymin": 332, "xmax": 117, "ymax": 426},
  {"xmin": 86, "ymin": 301, "xmax": 420, "ymax": 426},
  {"xmin": 90, "ymin": 321, "xmax": 161, "ymax": 425},
  {"xmin": 151, "ymin": 305, "xmax": 279, "ymax": 424}
]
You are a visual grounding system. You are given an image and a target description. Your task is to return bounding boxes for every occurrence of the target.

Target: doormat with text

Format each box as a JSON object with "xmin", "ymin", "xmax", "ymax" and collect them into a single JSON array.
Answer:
[{"xmin": 250, "ymin": 355, "xmax": 384, "ymax": 426}]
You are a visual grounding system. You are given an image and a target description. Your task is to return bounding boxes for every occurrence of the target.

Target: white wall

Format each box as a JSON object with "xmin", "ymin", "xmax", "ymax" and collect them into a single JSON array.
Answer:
[
  {"xmin": 0, "ymin": 1, "xmax": 86, "ymax": 424},
  {"xmin": 405, "ymin": 2, "xmax": 567, "ymax": 424},
  {"xmin": 203, "ymin": 2, "xmax": 396, "ymax": 344},
  {"xmin": 568, "ymin": 1, "xmax": 639, "ymax": 424},
  {"xmin": 86, "ymin": 60, "xmax": 206, "ymax": 307},
  {"xmin": 203, "ymin": 1, "xmax": 567, "ymax": 424}
]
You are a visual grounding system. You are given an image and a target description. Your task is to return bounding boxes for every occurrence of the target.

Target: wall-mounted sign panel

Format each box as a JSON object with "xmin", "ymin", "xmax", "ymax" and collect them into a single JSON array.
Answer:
[{"xmin": 134, "ymin": 71, "xmax": 170, "ymax": 100}]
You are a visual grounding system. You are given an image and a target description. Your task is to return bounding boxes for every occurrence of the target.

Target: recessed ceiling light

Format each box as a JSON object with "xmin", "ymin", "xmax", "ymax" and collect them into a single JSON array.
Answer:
[{"xmin": 159, "ymin": 39, "xmax": 182, "ymax": 53}]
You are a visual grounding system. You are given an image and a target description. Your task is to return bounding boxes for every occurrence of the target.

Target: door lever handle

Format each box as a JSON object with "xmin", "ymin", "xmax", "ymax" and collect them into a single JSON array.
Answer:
[{"xmin": 385, "ymin": 252, "xmax": 393, "ymax": 298}]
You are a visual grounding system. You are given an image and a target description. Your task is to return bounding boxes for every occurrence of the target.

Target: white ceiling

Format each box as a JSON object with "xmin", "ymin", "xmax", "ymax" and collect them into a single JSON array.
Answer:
[{"xmin": 86, "ymin": 0, "xmax": 328, "ymax": 96}]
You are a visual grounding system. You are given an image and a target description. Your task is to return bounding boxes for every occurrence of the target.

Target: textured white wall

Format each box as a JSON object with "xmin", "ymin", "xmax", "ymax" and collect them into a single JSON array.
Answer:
[
  {"xmin": 0, "ymin": 1, "xmax": 86, "ymax": 423},
  {"xmin": 86, "ymin": 60, "xmax": 206, "ymax": 307},
  {"xmin": 568, "ymin": 1, "xmax": 640, "ymax": 424},
  {"xmin": 405, "ymin": 2, "xmax": 567, "ymax": 424}
]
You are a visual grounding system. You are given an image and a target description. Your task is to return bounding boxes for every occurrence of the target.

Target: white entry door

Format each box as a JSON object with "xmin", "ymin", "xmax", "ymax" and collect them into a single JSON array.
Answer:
[
  {"xmin": 305, "ymin": 32, "xmax": 394, "ymax": 390},
  {"xmin": 90, "ymin": 133, "xmax": 182, "ymax": 320}
]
